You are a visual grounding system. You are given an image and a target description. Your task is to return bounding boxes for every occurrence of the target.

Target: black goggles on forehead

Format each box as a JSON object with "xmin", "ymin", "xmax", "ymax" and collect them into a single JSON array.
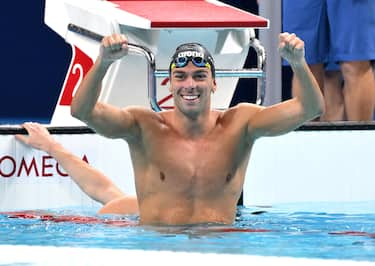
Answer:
[{"xmin": 171, "ymin": 56, "xmax": 211, "ymax": 70}]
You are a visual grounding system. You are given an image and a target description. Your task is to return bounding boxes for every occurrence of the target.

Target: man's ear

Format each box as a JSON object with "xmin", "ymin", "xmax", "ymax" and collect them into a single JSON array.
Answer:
[
  {"xmin": 166, "ymin": 77, "xmax": 172, "ymax": 93},
  {"xmin": 211, "ymin": 79, "xmax": 217, "ymax": 93}
]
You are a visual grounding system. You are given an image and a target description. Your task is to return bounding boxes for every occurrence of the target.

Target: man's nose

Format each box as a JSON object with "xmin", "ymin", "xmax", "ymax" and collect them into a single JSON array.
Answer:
[{"xmin": 184, "ymin": 75, "xmax": 196, "ymax": 88}]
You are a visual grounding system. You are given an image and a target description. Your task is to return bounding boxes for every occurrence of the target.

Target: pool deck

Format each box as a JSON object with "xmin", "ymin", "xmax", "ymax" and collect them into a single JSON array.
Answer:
[{"xmin": 0, "ymin": 245, "xmax": 373, "ymax": 266}]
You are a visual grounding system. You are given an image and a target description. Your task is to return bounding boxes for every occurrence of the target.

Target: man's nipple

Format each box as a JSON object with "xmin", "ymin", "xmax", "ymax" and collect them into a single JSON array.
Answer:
[
  {"xmin": 226, "ymin": 173, "xmax": 232, "ymax": 182},
  {"xmin": 160, "ymin": 171, "xmax": 166, "ymax": 181}
]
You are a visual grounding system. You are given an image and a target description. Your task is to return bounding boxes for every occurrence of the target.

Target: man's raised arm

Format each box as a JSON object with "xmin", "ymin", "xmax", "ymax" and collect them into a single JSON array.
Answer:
[
  {"xmin": 247, "ymin": 32, "xmax": 325, "ymax": 139},
  {"xmin": 70, "ymin": 34, "xmax": 139, "ymax": 139}
]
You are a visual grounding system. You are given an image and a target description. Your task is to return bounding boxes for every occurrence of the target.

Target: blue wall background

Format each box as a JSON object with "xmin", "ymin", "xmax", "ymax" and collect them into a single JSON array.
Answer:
[{"xmin": 0, "ymin": 1, "xmax": 71, "ymax": 124}]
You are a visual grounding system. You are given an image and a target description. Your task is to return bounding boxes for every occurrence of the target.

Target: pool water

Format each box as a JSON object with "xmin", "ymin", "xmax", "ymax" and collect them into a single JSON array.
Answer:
[{"xmin": 0, "ymin": 203, "xmax": 374, "ymax": 262}]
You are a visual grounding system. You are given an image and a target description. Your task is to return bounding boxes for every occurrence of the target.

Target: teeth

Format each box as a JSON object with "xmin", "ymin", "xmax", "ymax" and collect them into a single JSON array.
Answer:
[{"xmin": 183, "ymin": 95, "xmax": 199, "ymax": 100}]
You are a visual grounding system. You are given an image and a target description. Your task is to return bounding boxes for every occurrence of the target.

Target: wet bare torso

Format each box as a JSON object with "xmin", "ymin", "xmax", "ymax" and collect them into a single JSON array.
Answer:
[{"xmin": 126, "ymin": 105, "xmax": 257, "ymax": 225}]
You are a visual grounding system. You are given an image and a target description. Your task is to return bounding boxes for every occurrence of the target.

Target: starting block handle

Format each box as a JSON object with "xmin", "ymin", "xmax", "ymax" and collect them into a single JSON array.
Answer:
[
  {"xmin": 67, "ymin": 23, "xmax": 160, "ymax": 111},
  {"xmin": 67, "ymin": 23, "xmax": 266, "ymax": 111},
  {"xmin": 249, "ymin": 31, "xmax": 267, "ymax": 105}
]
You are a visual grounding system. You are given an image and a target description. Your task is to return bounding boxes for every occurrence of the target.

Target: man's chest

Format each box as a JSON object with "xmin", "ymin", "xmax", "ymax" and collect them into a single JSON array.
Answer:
[{"xmin": 142, "ymin": 133, "xmax": 249, "ymax": 188}]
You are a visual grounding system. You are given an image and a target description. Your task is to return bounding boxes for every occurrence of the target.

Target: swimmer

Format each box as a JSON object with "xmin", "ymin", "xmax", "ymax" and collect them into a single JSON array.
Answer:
[
  {"xmin": 15, "ymin": 122, "xmax": 139, "ymax": 215},
  {"xmin": 71, "ymin": 32, "xmax": 324, "ymax": 225}
]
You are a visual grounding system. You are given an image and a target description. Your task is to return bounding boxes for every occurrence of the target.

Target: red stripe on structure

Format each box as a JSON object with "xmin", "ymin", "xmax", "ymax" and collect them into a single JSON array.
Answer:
[
  {"xmin": 158, "ymin": 94, "xmax": 172, "ymax": 105},
  {"xmin": 110, "ymin": 1, "xmax": 268, "ymax": 28},
  {"xmin": 60, "ymin": 46, "xmax": 94, "ymax": 106}
]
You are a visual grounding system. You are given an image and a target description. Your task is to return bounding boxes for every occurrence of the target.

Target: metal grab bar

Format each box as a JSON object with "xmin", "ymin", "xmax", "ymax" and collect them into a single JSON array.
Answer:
[
  {"xmin": 67, "ymin": 23, "xmax": 266, "ymax": 111},
  {"xmin": 67, "ymin": 23, "xmax": 160, "ymax": 111},
  {"xmin": 249, "ymin": 31, "xmax": 267, "ymax": 105}
]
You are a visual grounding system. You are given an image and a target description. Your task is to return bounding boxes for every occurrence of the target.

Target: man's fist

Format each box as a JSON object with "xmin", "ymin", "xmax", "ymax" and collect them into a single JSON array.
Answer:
[{"xmin": 278, "ymin": 32, "xmax": 305, "ymax": 65}]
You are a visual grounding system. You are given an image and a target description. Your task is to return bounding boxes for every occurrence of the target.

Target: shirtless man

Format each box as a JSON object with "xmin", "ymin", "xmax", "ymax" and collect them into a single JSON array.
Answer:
[
  {"xmin": 71, "ymin": 32, "xmax": 324, "ymax": 225},
  {"xmin": 16, "ymin": 122, "xmax": 138, "ymax": 215}
]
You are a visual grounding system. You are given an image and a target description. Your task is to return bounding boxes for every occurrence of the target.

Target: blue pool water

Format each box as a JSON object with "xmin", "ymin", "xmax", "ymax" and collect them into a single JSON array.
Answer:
[{"xmin": 0, "ymin": 203, "xmax": 374, "ymax": 262}]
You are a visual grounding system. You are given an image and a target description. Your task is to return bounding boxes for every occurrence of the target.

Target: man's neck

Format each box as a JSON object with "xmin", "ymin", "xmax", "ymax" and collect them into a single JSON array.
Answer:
[{"xmin": 172, "ymin": 109, "xmax": 217, "ymax": 139}]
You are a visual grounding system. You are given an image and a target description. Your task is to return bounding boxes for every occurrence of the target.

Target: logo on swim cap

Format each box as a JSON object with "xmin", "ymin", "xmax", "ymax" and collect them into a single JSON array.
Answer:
[{"xmin": 177, "ymin": 51, "xmax": 204, "ymax": 58}]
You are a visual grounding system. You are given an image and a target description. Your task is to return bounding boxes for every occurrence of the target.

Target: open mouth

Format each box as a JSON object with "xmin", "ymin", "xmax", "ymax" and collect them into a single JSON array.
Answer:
[{"xmin": 181, "ymin": 94, "xmax": 200, "ymax": 101}]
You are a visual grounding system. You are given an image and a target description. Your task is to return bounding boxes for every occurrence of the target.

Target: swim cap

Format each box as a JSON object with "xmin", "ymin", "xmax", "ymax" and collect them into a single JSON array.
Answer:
[{"xmin": 169, "ymin": 43, "xmax": 215, "ymax": 78}]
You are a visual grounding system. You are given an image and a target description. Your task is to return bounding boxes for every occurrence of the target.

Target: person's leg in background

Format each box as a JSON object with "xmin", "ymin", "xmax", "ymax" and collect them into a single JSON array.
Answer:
[
  {"xmin": 341, "ymin": 61, "xmax": 375, "ymax": 121},
  {"xmin": 328, "ymin": 0, "xmax": 375, "ymax": 121},
  {"xmin": 320, "ymin": 62, "xmax": 345, "ymax": 121}
]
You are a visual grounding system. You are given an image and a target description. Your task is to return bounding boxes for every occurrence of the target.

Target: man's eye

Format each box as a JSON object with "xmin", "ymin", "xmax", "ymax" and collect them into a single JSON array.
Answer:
[
  {"xmin": 194, "ymin": 74, "xmax": 207, "ymax": 80},
  {"xmin": 174, "ymin": 74, "xmax": 184, "ymax": 79}
]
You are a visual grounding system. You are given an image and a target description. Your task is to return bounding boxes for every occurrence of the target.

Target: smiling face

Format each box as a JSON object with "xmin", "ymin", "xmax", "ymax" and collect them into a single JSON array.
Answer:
[{"xmin": 170, "ymin": 62, "xmax": 217, "ymax": 119}]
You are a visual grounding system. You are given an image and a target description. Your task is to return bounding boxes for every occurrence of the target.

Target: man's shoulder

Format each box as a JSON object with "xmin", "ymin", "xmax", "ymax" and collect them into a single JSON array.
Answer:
[
  {"xmin": 225, "ymin": 102, "xmax": 263, "ymax": 115},
  {"xmin": 124, "ymin": 105, "xmax": 153, "ymax": 113},
  {"xmin": 121, "ymin": 106, "xmax": 167, "ymax": 127},
  {"xmin": 124, "ymin": 106, "xmax": 163, "ymax": 118},
  {"xmin": 217, "ymin": 103, "xmax": 264, "ymax": 128}
]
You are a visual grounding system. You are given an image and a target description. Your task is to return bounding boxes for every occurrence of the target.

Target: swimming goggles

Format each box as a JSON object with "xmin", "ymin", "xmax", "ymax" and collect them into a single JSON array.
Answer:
[{"xmin": 170, "ymin": 56, "xmax": 211, "ymax": 70}]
